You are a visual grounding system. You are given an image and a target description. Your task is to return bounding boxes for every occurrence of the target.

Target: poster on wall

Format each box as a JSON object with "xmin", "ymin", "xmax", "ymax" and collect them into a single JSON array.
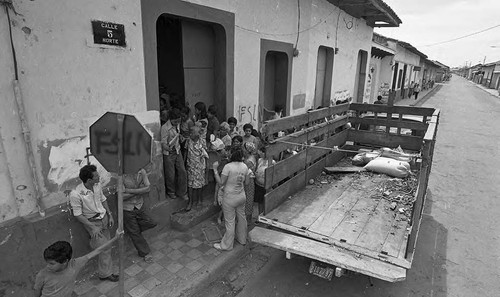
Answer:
[
  {"xmin": 91, "ymin": 20, "xmax": 126, "ymax": 47},
  {"xmin": 380, "ymin": 82, "xmax": 390, "ymax": 99}
]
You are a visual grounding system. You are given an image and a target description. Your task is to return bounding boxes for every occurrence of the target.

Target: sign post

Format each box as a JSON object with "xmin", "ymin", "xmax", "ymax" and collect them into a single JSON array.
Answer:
[
  {"xmin": 90, "ymin": 112, "xmax": 152, "ymax": 296},
  {"xmin": 116, "ymin": 114, "xmax": 125, "ymax": 297}
]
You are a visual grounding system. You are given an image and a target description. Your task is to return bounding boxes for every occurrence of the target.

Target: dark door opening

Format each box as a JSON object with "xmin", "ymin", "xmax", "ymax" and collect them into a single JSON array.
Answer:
[
  {"xmin": 314, "ymin": 46, "xmax": 334, "ymax": 108},
  {"xmin": 156, "ymin": 15, "xmax": 226, "ymax": 117},
  {"xmin": 391, "ymin": 62, "xmax": 399, "ymax": 90},
  {"xmin": 263, "ymin": 51, "xmax": 288, "ymax": 117},
  {"xmin": 354, "ymin": 50, "xmax": 368, "ymax": 103}
]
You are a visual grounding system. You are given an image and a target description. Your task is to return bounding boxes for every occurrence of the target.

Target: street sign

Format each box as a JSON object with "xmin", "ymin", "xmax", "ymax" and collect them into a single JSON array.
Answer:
[
  {"xmin": 91, "ymin": 20, "xmax": 126, "ymax": 47},
  {"xmin": 89, "ymin": 112, "xmax": 152, "ymax": 174}
]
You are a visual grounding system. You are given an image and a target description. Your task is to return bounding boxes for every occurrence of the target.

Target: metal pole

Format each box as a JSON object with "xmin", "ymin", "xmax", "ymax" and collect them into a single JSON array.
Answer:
[{"xmin": 117, "ymin": 114, "xmax": 125, "ymax": 296}]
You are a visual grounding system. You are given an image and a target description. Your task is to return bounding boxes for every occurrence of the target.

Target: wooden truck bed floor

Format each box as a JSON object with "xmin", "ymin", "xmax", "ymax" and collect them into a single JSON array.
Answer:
[{"xmin": 257, "ymin": 161, "xmax": 418, "ymax": 270}]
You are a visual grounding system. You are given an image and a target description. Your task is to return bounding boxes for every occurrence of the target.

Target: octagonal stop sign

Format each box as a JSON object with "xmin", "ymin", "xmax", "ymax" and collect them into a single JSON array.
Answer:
[{"xmin": 90, "ymin": 112, "xmax": 152, "ymax": 174}]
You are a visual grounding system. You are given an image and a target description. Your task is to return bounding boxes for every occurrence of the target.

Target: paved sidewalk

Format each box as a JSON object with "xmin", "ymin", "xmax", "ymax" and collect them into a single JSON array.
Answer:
[
  {"xmin": 395, "ymin": 83, "xmax": 442, "ymax": 107},
  {"xmin": 74, "ymin": 215, "xmax": 247, "ymax": 297},
  {"xmin": 468, "ymin": 80, "xmax": 500, "ymax": 98}
]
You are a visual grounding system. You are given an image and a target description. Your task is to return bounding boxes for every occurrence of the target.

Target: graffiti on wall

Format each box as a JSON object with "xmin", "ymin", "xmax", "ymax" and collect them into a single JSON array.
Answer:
[
  {"xmin": 330, "ymin": 90, "xmax": 351, "ymax": 106},
  {"xmin": 237, "ymin": 104, "xmax": 258, "ymax": 125}
]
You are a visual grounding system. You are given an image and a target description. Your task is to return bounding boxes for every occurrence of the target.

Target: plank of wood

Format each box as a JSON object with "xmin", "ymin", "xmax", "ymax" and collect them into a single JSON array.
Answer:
[
  {"xmin": 306, "ymin": 138, "xmax": 330, "ymax": 164},
  {"xmin": 264, "ymin": 149, "xmax": 307, "ymax": 189},
  {"xmin": 349, "ymin": 103, "xmax": 435, "ymax": 117},
  {"xmin": 307, "ymin": 104, "xmax": 350, "ymax": 123},
  {"xmin": 347, "ymin": 129, "xmax": 423, "ymax": 151},
  {"xmin": 263, "ymin": 113, "xmax": 310, "ymax": 136},
  {"xmin": 264, "ymin": 175, "xmax": 353, "ymax": 224},
  {"xmin": 306, "ymin": 156, "xmax": 326, "ymax": 181},
  {"xmin": 308, "ymin": 174, "xmax": 384, "ymax": 238},
  {"xmin": 380, "ymin": 211, "xmax": 411, "ymax": 259},
  {"xmin": 328, "ymin": 175, "xmax": 386, "ymax": 244},
  {"xmin": 354, "ymin": 199, "xmax": 399, "ymax": 253},
  {"xmin": 324, "ymin": 166, "xmax": 366, "ymax": 173},
  {"xmin": 264, "ymin": 171, "xmax": 306, "ymax": 215},
  {"xmin": 349, "ymin": 117, "xmax": 428, "ymax": 131},
  {"xmin": 249, "ymin": 226, "xmax": 407, "ymax": 282}
]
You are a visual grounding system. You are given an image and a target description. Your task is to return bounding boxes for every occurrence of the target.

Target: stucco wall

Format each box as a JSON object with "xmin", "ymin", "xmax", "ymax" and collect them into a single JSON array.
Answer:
[{"xmin": 0, "ymin": 0, "xmax": 150, "ymax": 221}]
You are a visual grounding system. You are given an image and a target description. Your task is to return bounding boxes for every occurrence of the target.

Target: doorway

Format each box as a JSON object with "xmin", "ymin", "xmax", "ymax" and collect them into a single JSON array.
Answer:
[
  {"xmin": 264, "ymin": 51, "xmax": 288, "ymax": 116},
  {"xmin": 314, "ymin": 46, "xmax": 334, "ymax": 108},
  {"xmin": 354, "ymin": 50, "xmax": 368, "ymax": 103},
  {"xmin": 156, "ymin": 15, "xmax": 227, "ymax": 117}
]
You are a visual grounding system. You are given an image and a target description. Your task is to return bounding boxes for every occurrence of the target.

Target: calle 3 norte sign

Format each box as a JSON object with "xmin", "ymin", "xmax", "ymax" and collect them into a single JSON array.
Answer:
[{"xmin": 91, "ymin": 20, "xmax": 126, "ymax": 47}]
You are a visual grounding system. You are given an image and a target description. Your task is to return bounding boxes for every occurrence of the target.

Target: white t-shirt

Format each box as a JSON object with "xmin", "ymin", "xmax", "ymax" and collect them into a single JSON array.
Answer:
[{"xmin": 221, "ymin": 162, "xmax": 249, "ymax": 198}]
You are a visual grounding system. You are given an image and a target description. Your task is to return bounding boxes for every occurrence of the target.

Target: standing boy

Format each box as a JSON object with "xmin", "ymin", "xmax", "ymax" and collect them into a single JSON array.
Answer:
[
  {"xmin": 161, "ymin": 108, "xmax": 188, "ymax": 200},
  {"xmin": 69, "ymin": 165, "xmax": 118, "ymax": 282},
  {"xmin": 122, "ymin": 168, "xmax": 157, "ymax": 263}
]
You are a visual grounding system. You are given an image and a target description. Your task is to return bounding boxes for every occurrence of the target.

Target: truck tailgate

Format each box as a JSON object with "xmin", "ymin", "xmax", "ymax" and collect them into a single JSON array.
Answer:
[{"xmin": 249, "ymin": 226, "xmax": 406, "ymax": 282}]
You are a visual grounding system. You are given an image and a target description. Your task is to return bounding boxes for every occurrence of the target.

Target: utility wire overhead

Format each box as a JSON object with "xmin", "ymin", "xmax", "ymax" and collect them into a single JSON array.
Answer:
[{"xmin": 420, "ymin": 24, "xmax": 500, "ymax": 47}]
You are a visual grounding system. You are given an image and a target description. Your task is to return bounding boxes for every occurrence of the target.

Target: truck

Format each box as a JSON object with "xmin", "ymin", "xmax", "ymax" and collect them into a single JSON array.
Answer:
[{"xmin": 249, "ymin": 102, "xmax": 440, "ymax": 282}]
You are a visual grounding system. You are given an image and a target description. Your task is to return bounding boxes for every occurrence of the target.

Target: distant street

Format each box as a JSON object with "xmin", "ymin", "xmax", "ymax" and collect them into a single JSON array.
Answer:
[{"xmin": 196, "ymin": 76, "xmax": 500, "ymax": 297}]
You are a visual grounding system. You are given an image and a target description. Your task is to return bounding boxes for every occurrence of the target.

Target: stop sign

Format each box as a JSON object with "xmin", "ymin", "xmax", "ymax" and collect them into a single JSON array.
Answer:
[{"xmin": 90, "ymin": 112, "xmax": 152, "ymax": 174}]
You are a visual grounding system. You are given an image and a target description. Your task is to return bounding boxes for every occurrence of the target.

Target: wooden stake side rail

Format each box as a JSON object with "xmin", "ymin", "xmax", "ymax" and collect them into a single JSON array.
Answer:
[
  {"xmin": 405, "ymin": 109, "xmax": 439, "ymax": 261},
  {"xmin": 347, "ymin": 130, "xmax": 423, "ymax": 151},
  {"xmin": 262, "ymin": 103, "xmax": 350, "ymax": 136},
  {"xmin": 349, "ymin": 117, "xmax": 429, "ymax": 132},
  {"xmin": 349, "ymin": 103, "xmax": 436, "ymax": 116}
]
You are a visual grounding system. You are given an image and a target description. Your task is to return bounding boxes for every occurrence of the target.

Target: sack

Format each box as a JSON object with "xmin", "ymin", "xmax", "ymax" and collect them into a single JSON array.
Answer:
[
  {"xmin": 379, "ymin": 147, "xmax": 413, "ymax": 163},
  {"xmin": 352, "ymin": 151, "xmax": 381, "ymax": 166},
  {"xmin": 364, "ymin": 157, "xmax": 411, "ymax": 178}
]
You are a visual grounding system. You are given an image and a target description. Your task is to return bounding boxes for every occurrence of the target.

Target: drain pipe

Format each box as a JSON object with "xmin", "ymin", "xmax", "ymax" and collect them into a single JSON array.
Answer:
[{"xmin": 3, "ymin": 2, "xmax": 45, "ymax": 217}]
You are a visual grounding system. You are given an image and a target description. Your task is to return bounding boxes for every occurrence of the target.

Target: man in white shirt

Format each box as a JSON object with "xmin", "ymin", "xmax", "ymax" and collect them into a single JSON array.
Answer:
[{"xmin": 69, "ymin": 165, "xmax": 119, "ymax": 282}]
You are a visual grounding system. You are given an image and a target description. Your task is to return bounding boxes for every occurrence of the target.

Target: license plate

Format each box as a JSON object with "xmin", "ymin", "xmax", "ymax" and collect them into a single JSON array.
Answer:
[{"xmin": 309, "ymin": 260, "xmax": 334, "ymax": 281}]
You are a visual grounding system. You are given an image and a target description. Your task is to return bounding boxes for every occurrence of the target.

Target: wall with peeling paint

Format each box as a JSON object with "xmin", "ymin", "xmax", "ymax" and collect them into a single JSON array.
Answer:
[{"xmin": 0, "ymin": 0, "xmax": 151, "ymax": 222}]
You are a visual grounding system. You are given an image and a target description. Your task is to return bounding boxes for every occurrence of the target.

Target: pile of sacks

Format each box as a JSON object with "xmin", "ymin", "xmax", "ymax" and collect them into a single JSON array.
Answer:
[{"xmin": 352, "ymin": 147, "xmax": 416, "ymax": 178}]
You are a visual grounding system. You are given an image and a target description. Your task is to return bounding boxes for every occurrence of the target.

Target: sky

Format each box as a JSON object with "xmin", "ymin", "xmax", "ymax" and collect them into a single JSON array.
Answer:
[{"xmin": 376, "ymin": 0, "xmax": 500, "ymax": 67}]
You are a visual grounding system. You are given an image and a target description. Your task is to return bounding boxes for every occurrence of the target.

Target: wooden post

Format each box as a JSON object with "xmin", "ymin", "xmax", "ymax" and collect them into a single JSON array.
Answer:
[{"xmin": 116, "ymin": 114, "xmax": 125, "ymax": 296}]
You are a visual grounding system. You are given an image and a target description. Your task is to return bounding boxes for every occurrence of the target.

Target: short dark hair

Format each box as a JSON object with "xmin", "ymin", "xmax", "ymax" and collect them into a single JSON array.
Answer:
[
  {"xmin": 243, "ymin": 123, "xmax": 253, "ymax": 131},
  {"xmin": 227, "ymin": 117, "xmax": 237, "ymax": 125},
  {"xmin": 232, "ymin": 135, "xmax": 243, "ymax": 144},
  {"xmin": 79, "ymin": 165, "xmax": 97, "ymax": 183},
  {"xmin": 194, "ymin": 102, "xmax": 207, "ymax": 119},
  {"xmin": 169, "ymin": 108, "xmax": 182, "ymax": 120},
  {"xmin": 208, "ymin": 105, "xmax": 217, "ymax": 116},
  {"xmin": 377, "ymin": 95, "xmax": 382, "ymax": 100},
  {"xmin": 181, "ymin": 106, "xmax": 190, "ymax": 116},
  {"xmin": 44, "ymin": 241, "xmax": 72, "ymax": 264},
  {"xmin": 230, "ymin": 148, "xmax": 245, "ymax": 162}
]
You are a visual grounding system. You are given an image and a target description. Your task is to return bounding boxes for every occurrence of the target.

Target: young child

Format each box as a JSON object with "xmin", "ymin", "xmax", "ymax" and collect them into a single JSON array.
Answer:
[
  {"xmin": 242, "ymin": 123, "xmax": 259, "ymax": 148},
  {"xmin": 34, "ymin": 240, "xmax": 114, "ymax": 297},
  {"xmin": 227, "ymin": 116, "xmax": 240, "ymax": 138},
  {"xmin": 186, "ymin": 126, "xmax": 209, "ymax": 210}
]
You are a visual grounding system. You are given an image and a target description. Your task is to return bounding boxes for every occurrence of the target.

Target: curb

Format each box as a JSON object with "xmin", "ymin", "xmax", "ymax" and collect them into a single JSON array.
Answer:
[
  {"xmin": 147, "ymin": 242, "xmax": 250, "ymax": 297},
  {"xmin": 468, "ymin": 81, "xmax": 500, "ymax": 99},
  {"xmin": 411, "ymin": 84, "xmax": 442, "ymax": 107}
]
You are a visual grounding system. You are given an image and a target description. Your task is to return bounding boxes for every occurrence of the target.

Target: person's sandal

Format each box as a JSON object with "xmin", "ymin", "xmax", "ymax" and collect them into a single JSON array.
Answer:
[
  {"xmin": 99, "ymin": 274, "xmax": 119, "ymax": 282},
  {"xmin": 144, "ymin": 255, "xmax": 154, "ymax": 263}
]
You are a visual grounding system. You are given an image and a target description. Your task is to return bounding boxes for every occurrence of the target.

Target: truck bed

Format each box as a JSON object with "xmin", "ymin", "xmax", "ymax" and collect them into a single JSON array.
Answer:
[
  {"xmin": 256, "ymin": 159, "xmax": 418, "ymax": 273},
  {"xmin": 251, "ymin": 103, "xmax": 439, "ymax": 282}
]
